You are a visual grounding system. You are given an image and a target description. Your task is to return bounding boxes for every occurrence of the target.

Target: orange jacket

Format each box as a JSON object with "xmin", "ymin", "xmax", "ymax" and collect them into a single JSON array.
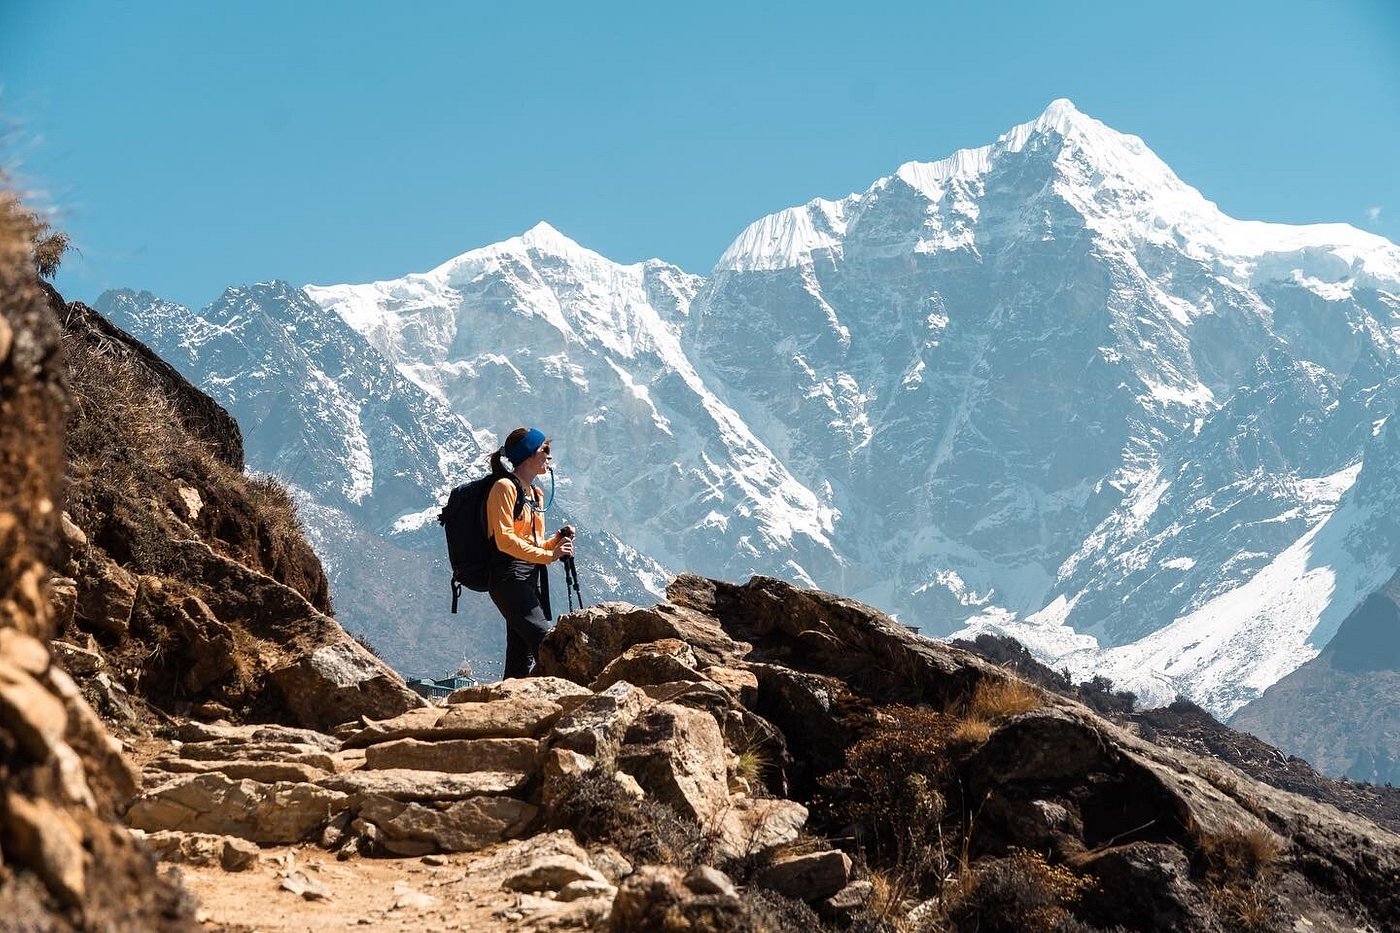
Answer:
[{"xmin": 486, "ymin": 476, "xmax": 561, "ymax": 564}]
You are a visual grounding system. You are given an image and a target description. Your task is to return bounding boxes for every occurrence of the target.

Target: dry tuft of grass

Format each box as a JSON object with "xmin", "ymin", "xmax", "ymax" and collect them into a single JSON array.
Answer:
[
  {"xmin": 1196, "ymin": 825, "xmax": 1284, "ymax": 881},
  {"xmin": 966, "ymin": 676, "xmax": 1044, "ymax": 721},
  {"xmin": 732, "ymin": 746, "xmax": 770, "ymax": 787},
  {"xmin": 950, "ymin": 716, "xmax": 995, "ymax": 746}
]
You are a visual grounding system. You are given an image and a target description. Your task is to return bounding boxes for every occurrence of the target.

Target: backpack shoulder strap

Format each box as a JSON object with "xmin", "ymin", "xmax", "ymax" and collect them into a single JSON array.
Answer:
[{"xmin": 491, "ymin": 474, "xmax": 529, "ymax": 521}]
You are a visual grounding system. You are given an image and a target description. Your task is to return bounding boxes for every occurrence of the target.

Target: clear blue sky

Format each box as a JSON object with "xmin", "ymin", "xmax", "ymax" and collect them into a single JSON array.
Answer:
[{"xmin": 2, "ymin": 1, "xmax": 1397, "ymax": 311}]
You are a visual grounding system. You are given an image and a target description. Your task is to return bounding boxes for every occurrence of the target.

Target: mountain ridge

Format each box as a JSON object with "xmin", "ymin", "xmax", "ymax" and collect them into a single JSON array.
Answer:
[{"xmin": 104, "ymin": 99, "xmax": 1400, "ymax": 731}]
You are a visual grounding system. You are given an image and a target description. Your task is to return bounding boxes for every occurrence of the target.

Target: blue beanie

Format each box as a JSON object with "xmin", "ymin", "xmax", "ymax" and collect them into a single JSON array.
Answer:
[{"xmin": 504, "ymin": 428, "xmax": 547, "ymax": 466}]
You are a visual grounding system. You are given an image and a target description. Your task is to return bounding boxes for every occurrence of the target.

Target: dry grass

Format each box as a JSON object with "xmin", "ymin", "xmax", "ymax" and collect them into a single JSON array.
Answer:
[
  {"xmin": 950, "ymin": 716, "xmax": 995, "ymax": 746},
  {"xmin": 966, "ymin": 677, "xmax": 1044, "ymax": 721},
  {"xmin": 0, "ymin": 190, "xmax": 66, "ymax": 278},
  {"xmin": 1195, "ymin": 825, "xmax": 1284, "ymax": 933},
  {"xmin": 1196, "ymin": 825, "xmax": 1283, "ymax": 881},
  {"xmin": 733, "ymin": 747, "xmax": 770, "ymax": 786},
  {"xmin": 64, "ymin": 333, "xmax": 213, "ymax": 483}
]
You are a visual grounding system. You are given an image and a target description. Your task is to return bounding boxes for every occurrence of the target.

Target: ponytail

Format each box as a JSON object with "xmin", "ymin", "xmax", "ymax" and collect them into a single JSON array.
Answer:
[{"xmin": 491, "ymin": 427, "xmax": 531, "ymax": 476}]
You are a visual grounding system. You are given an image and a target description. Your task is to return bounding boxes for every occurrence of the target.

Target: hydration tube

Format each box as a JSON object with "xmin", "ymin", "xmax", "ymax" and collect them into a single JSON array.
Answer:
[{"xmin": 530, "ymin": 467, "xmax": 557, "ymax": 514}]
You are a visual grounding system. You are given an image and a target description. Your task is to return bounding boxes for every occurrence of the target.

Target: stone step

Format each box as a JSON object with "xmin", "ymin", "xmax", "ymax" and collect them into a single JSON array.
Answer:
[
  {"xmin": 363, "ymin": 737, "xmax": 541, "ymax": 773},
  {"xmin": 316, "ymin": 769, "xmax": 530, "ymax": 804}
]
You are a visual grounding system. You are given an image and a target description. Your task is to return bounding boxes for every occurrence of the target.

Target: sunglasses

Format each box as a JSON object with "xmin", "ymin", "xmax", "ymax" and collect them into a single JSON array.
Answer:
[{"xmin": 539, "ymin": 445, "xmax": 552, "ymax": 458}]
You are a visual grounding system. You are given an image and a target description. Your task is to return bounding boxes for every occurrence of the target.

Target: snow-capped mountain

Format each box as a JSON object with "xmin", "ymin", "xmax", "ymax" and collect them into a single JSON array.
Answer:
[
  {"xmin": 97, "ymin": 284, "xmax": 668, "ymax": 679},
  {"xmin": 106, "ymin": 100, "xmax": 1400, "ymax": 720}
]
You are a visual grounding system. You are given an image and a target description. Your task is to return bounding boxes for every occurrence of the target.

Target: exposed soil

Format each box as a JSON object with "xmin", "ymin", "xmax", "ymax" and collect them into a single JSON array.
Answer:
[{"xmin": 181, "ymin": 842, "xmax": 602, "ymax": 932}]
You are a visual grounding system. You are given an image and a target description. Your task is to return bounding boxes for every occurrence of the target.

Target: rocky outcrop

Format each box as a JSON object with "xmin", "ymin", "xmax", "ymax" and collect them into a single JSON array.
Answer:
[
  {"xmin": 53, "ymin": 287, "xmax": 423, "ymax": 731},
  {"xmin": 117, "ymin": 573, "xmax": 1400, "ymax": 931},
  {"xmin": 0, "ymin": 194, "xmax": 190, "ymax": 929}
]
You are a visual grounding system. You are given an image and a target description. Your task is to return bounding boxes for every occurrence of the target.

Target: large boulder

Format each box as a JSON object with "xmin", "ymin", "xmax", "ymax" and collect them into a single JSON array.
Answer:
[
  {"xmin": 269, "ymin": 637, "xmax": 426, "ymax": 730},
  {"xmin": 127, "ymin": 772, "xmax": 349, "ymax": 843},
  {"xmin": 616, "ymin": 702, "xmax": 729, "ymax": 824},
  {"xmin": 353, "ymin": 794, "xmax": 538, "ymax": 855}
]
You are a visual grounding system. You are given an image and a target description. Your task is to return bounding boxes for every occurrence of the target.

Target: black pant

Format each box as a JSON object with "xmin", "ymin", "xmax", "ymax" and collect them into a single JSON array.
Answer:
[{"xmin": 489, "ymin": 562, "xmax": 552, "ymax": 679}]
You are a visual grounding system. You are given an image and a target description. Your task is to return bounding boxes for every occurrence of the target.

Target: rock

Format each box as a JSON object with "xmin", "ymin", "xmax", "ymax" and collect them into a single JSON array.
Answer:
[
  {"xmin": 558, "ymin": 879, "xmax": 617, "ymax": 902},
  {"xmin": 148, "ymin": 758, "xmax": 331, "ymax": 784},
  {"xmin": 502, "ymin": 855, "xmax": 608, "ymax": 892},
  {"xmin": 821, "ymin": 880, "xmax": 874, "ymax": 919},
  {"xmin": 193, "ymin": 697, "xmax": 233, "ymax": 717},
  {"xmin": 445, "ymin": 676, "xmax": 593, "ymax": 706},
  {"xmin": 353, "ymin": 794, "xmax": 538, "ymax": 855},
  {"xmin": 269, "ymin": 638, "xmax": 426, "ymax": 731},
  {"xmin": 1077, "ymin": 842, "xmax": 1203, "ymax": 932},
  {"xmin": 49, "ymin": 638, "xmax": 103, "ymax": 676},
  {"xmin": 339, "ymin": 707, "xmax": 446, "ymax": 748},
  {"xmin": 641, "ymin": 679, "xmax": 731, "ymax": 723},
  {"xmin": 390, "ymin": 883, "xmax": 436, "ymax": 911},
  {"xmin": 316, "ymin": 768, "xmax": 529, "ymax": 802},
  {"xmin": 4, "ymin": 792, "xmax": 87, "ymax": 908},
  {"xmin": 548, "ymin": 680, "xmax": 649, "ymax": 761},
  {"xmin": 541, "ymin": 747, "xmax": 596, "ymax": 808},
  {"xmin": 220, "ymin": 837, "xmax": 261, "ymax": 872},
  {"xmin": 756, "ymin": 849, "xmax": 853, "ymax": 902},
  {"xmin": 0, "ymin": 655, "xmax": 68, "ymax": 759},
  {"xmin": 126, "ymin": 773, "xmax": 349, "ymax": 844},
  {"xmin": 608, "ymin": 864, "xmax": 749, "ymax": 932},
  {"xmin": 683, "ymin": 865, "xmax": 737, "ymax": 897},
  {"xmin": 364, "ymin": 736, "xmax": 541, "ymax": 773},
  {"xmin": 175, "ymin": 742, "xmax": 337, "ymax": 772},
  {"xmin": 434, "ymin": 696, "xmax": 571, "ymax": 739},
  {"xmin": 703, "ymin": 665, "xmax": 759, "ymax": 705},
  {"xmin": 617, "ymin": 702, "xmax": 729, "ymax": 823},
  {"xmin": 587, "ymin": 845, "xmax": 634, "ymax": 884},
  {"xmin": 59, "ymin": 512, "xmax": 87, "ymax": 549},
  {"xmin": 74, "ymin": 557, "xmax": 138, "ymax": 637},
  {"xmin": 591, "ymin": 639, "xmax": 702, "ymax": 691},
  {"xmin": 176, "ymin": 720, "xmax": 340, "ymax": 750},
  {"xmin": 42, "ymin": 665, "xmax": 140, "ymax": 801},
  {"xmin": 966, "ymin": 707, "xmax": 1114, "ymax": 786},
  {"xmin": 0, "ymin": 628, "xmax": 50, "ymax": 675},
  {"xmin": 134, "ymin": 830, "xmax": 261, "ymax": 872},
  {"xmin": 537, "ymin": 600, "xmax": 751, "ymax": 686},
  {"xmin": 89, "ymin": 670, "xmax": 140, "ymax": 725},
  {"xmin": 48, "ymin": 578, "xmax": 78, "ymax": 631},
  {"xmin": 281, "ymin": 870, "xmax": 332, "ymax": 901},
  {"xmin": 320, "ymin": 810, "xmax": 354, "ymax": 850},
  {"xmin": 713, "ymin": 797, "xmax": 809, "ymax": 861}
]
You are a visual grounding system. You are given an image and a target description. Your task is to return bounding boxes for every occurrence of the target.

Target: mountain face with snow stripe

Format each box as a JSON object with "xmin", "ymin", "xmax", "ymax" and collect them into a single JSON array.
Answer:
[{"xmin": 108, "ymin": 100, "xmax": 1400, "ymax": 726}]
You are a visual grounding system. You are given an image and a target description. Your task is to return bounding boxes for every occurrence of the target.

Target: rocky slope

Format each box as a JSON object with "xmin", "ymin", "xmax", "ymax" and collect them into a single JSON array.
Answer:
[
  {"xmin": 124, "ymin": 575, "xmax": 1400, "ymax": 932},
  {"xmin": 54, "ymin": 293, "xmax": 425, "ymax": 732}
]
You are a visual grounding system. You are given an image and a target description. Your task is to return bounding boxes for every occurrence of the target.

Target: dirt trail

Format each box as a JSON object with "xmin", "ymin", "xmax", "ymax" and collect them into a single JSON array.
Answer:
[{"xmin": 180, "ymin": 842, "xmax": 594, "ymax": 932}]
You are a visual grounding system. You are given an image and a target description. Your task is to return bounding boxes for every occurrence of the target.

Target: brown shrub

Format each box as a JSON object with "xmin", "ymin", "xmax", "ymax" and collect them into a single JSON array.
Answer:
[
  {"xmin": 819, "ymin": 706, "xmax": 955, "ymax": 893},
  {"xmin": 942, "ymin": 849, "xmax": 1095, "ymax": 933},
  {"xmin": 542, "ymin": 770, "xmax": 711, "ymax": 869}
]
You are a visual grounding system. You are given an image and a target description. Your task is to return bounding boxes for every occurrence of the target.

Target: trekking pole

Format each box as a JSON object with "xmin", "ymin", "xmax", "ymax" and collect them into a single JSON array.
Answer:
[{"xmin": 559, "ymin": 527, "xmax": 584, "ymax": 611}]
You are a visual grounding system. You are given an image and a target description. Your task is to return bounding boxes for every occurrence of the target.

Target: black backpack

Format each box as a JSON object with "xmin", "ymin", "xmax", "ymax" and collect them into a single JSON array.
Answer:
[{"xmin": 438, "ymin": 473, "xmax": 525, "ymax": 613}]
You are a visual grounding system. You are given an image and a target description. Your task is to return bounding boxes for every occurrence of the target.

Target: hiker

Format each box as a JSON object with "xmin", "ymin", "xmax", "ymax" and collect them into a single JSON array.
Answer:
[{"xmin": 487, "ymin": 427, "xmax": 574, "ymax": 678}]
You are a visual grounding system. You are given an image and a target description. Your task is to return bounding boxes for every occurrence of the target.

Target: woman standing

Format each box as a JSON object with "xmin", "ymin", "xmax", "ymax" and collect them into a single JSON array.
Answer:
[{"xmin": 487, "ymin": 427, "xmax": 574, "ymax": 678}]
